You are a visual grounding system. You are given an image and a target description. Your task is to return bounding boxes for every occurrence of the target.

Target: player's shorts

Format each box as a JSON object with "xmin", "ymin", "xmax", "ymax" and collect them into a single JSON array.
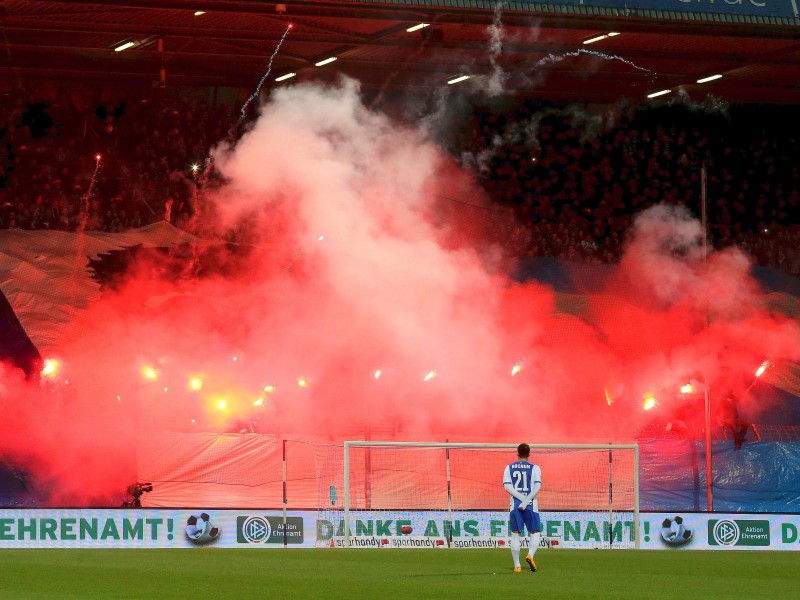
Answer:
[{"xmin": 509, "ymin": 507, "xmax": 541, "ymax": 534}]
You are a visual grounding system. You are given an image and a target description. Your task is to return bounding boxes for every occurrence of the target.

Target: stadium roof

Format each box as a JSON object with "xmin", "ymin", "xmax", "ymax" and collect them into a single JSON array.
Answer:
[{"xmin": 1, "ymin": 0, "xmax": 800, "ymax": 103}]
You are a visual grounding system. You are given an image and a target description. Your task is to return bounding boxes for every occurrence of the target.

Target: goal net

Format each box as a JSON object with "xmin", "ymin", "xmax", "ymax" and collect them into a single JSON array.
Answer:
[{"xmin": 321, "ymin": 442, "xmax": 639, "ymax": 549}]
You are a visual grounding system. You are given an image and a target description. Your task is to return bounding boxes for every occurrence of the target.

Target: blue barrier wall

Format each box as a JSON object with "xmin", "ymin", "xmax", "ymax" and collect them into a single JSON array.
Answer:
[{"xmin": 640, "ymin": 440, "xmax": 800, "ymax": 512}]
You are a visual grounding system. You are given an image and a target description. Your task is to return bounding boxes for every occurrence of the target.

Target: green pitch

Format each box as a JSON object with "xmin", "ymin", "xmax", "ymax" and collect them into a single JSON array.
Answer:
[{"xmin": 0, "ymin": 548, "xmax": 798, "ymax": 599}]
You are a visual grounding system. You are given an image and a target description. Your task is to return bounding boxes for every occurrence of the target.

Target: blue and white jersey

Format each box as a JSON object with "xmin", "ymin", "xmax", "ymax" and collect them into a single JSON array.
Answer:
[{"xmin": 503, "ymin": 460, "xmax": 542, "ymax": 512}]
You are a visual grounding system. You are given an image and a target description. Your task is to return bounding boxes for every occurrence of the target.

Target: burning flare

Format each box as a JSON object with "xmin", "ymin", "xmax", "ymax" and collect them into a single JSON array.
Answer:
[
  {"xmin": 755, "ymin": 360, "xmax": 771, "ymax": 378},
  {"xmin": 41, "ymin": 358, "xmax": 60, "ymax": 377},
  {"xmin": 142, "ymin": 366, "xmax": 158, "ymax": 381}
]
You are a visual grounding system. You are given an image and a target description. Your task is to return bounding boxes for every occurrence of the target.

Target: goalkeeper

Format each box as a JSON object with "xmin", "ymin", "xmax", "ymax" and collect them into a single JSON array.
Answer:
[{"xmin": 502, "ymin": 443, "xmax": 542, "ymax": 573}]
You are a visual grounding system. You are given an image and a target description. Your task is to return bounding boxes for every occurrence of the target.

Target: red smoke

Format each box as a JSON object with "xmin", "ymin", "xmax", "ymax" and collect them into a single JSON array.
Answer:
[{"xmin": 1, "ymin": 81, "xmax": 799, "ymax": 505}]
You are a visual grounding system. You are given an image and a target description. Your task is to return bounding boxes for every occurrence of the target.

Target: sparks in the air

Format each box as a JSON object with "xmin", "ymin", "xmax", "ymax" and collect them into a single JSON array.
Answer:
[
  {"xmin": 680, "ymin": 383, "xmax": 694, "ymax": 394},
  {"xmin": 511, "ymin": 362, "xmax": 522, "ymax": 376},
  {"xmin": 85, "ymin": 153, "xmax": 103, "ymax": 202},
  {"xmin": 238, "ymin": 24, "xmax": 293, "ymax": 126},
  {"xmin": 142, "ymin": 366, "xmax": 158, "ymax": 381},
  {"xmin": 41, "ymin": 358, "xmax": 60, "ymax": 377},
  {"xmin": 423, "ymin": 371, "xmax": 436, "ymax": 382},
  {"xmin": 643, "ymin": 393, "xmax": 657, "ymax": 411},
  {"xmin": 755, "ymin": 360, "xmax": 771, "ymax": 378}
]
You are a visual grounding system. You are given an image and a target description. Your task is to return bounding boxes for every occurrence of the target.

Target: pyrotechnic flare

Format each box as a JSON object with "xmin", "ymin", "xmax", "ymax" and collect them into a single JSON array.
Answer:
[
  {"xmin": 423, "ymin": 371, "xmax": 437, "ymax": 382},
  {"xmin": 142, "ymin": 366, "xmax": 158, "ymax": 381},
  {"xmin": 755, "ymin": 360, "xmax": 771, "ymax": 378},
  {"xmin": 604, "ymin": 387, "xmax": 613, "ymax": 406},
  {"xmin": 189, "ymin": 377, "xmax": 203, "ymax": 391},
  {"xmin": 41, "ymin": 359, "xmax": 59, "ymax": 377},
  {"xmin": 643, "ymin": 393, "xmax": 657, "ymax": 411},
  {"xmin": 374, "ymin": 369, "xmax": 382, "ymax": 379},
  {"xmin": 217, "ymin": 399, "xmax": 227, "ymax": 410},
  {"xmin": 680, "ymin": 383, "xmax": 694, "ymax": 394},
  {"xmin": 253, "ymin": 398, "xmax": 264, "ymax": 407},
  {"xmin": 298, "ymin": 377, "xmax": 309, "ymax": 388},
  {"xmin": 264, "ymin": 385, "xmax": 275, "ymax": 393},
  {"xmin": 744, "ymin": 360, "xmax": 773, "ymax": 393},
  {"xmin": 511, "ymin": 362, "xmax": 522, "ymax": 376}
]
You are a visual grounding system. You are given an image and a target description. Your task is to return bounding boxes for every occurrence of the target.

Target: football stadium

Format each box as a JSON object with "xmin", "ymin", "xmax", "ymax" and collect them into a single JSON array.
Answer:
[{"xmin": 1, "ymin": 0, "xmax": 800, "ymax": 598}]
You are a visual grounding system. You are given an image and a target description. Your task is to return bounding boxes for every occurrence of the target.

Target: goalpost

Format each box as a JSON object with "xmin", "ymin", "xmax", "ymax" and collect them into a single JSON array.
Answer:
[{"xmin": 336, "ymin": 442, "xmax": 639, "ymax": 549}]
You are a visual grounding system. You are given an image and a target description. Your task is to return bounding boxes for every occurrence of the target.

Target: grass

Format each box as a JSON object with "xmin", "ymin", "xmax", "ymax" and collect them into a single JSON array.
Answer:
[{"xmin": 0, "ymin": 548, "xmax": 798, "ymax": 599}]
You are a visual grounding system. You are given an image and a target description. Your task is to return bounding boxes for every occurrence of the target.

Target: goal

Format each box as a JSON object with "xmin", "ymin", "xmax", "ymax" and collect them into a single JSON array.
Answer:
[{"xmin": 330, "ymin": 442, "xmax": 639, "ymax": 549}]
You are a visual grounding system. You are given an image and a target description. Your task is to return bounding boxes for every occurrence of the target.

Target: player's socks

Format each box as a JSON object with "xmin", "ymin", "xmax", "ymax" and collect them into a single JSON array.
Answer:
[
  {"xmin": 528, "ymin": 531, "xmax": 541, "ymax": 557},
  {"xmin": 510, "ymin": 532, "xmax": 522, "ymax": 569}
]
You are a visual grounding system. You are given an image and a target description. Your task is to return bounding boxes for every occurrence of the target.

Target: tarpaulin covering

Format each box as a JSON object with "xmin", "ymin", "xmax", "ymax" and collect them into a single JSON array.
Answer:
[{"xmin": 640, "ymin": 440, "xmax": 800, "ymax": 513}]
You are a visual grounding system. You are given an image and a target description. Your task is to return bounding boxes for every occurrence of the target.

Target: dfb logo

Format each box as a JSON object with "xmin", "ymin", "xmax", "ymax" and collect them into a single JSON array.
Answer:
[
  {"xmin": 712, "ymin": 520, "xmax": 740, "ymax": 546},
  {"xmin": 240, "ymin": 516, "xmax": 272, "ymax": 544}
]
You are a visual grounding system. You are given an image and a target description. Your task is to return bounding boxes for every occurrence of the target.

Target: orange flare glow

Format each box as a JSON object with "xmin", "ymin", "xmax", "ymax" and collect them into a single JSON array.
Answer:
[
  {"xmin": 423, "ymin": 371, "xmax": 436, "ymax": 382},
  {"xmin": 142, "ymin": 366, "xmax": 158, "ymax": 381},
  {"xmin": 511, "ymin": 362, "xmax": 522, "ymax": 376},
  {"xmin": 680, "ymin": 384, "xmax": 693, "ymax": 394},
  {"xmin": 643, "ymin": 394, "xmax": 657, "ymax": 411}
]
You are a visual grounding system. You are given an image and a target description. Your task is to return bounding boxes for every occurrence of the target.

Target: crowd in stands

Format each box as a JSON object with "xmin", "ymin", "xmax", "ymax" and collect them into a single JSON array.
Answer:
[
  {"xmin": 2, "ymin": 89, "xmax": 800, "ymax": 275},
  {"xmin": 0, "ymin": 92, "xmax": 232, "ymax": 233},
  {"xmin": 467, "ymin": 102, "xmax": 800, "ymax": 274}
]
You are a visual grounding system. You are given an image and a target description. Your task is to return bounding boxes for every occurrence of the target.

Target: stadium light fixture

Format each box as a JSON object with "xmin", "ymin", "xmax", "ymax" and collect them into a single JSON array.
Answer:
[
  {"xmin": 647, "ymin": 89, "xmax": 671, "ymax": 98},
  {"xmin": 447, "ymin": 75, "xmax": 470, "ymax": 85},
  {"xmin": 696, "ymin": 74, "xmax": 722, "ymax": 84},
  {"xmin": 194, "ymin": 11, "xmax": 205, "ymax": 16},
  {"xmin": 315, "ymin": 57, "xmax": 337, "ymax": 67},
  {"xmin": 275, "ymin": 72, "xmax": 296, "ymax": 82},
  {"xmin": 114, "ymin": 41, "xmax": 136, "ymax": 52},
  {"xmin": 407, "ymin": 23, "xmax": 430, "ymax": 32},
  {"xmin": 583, "ymin": 32, "xmax": 619, "ymax": 45}
]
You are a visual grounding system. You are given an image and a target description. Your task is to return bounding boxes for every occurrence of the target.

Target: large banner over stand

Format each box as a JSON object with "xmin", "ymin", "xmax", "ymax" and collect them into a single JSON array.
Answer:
[{"xmin": 0, "ymin": 509, "xmax": 798, "ymax": 550}]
